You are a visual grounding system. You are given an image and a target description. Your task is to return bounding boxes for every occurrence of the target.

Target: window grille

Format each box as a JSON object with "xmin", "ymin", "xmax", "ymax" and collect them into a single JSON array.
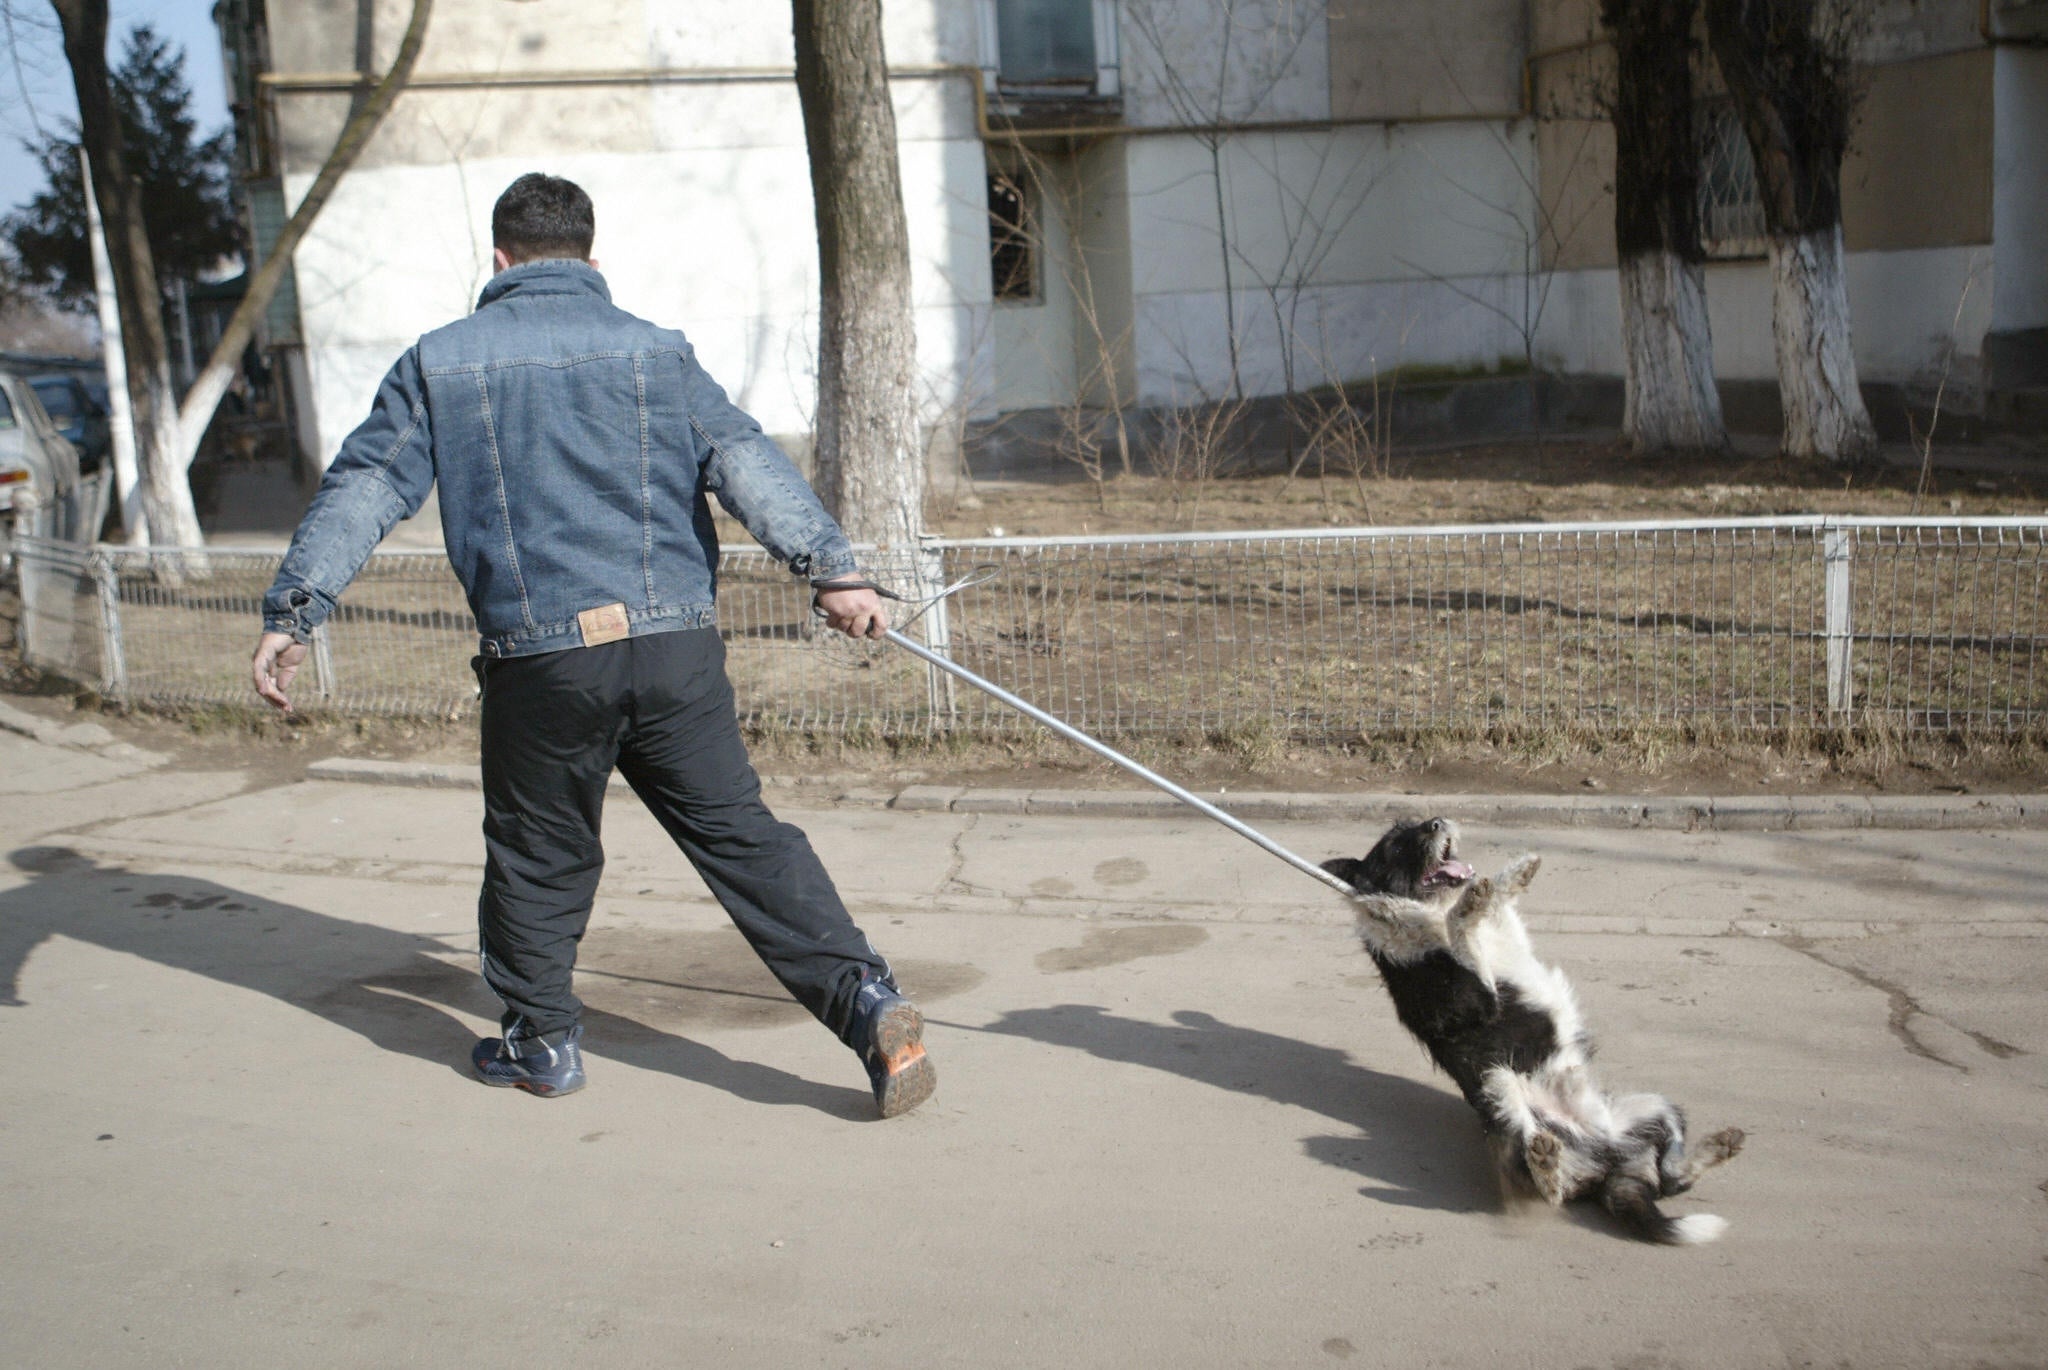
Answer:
[
  {"xmin": 988, "ymin": 171, "xmax": 1037, "ymax": 303},
  {"xmin": 1697, "ymin": 101, "xmax": 1769, "ymax": 259}
]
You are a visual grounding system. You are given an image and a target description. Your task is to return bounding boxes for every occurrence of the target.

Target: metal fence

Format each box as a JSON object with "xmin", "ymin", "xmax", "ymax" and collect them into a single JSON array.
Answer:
[{"xmin": 10, "ymin": 517, "xmax": 2047, "ymax": 739}]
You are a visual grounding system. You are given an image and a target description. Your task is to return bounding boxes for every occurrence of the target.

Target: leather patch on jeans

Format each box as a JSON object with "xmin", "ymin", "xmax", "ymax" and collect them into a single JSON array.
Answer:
[{"xmin": 577, "ymin": 602, "xmax": 631, "ymax": 647}]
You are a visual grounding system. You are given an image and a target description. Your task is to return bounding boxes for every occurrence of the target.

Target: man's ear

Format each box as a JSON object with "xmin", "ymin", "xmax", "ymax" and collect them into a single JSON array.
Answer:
[{"xmin": 491, "ymin": 246, "xmax": 512, "ymax": 273}]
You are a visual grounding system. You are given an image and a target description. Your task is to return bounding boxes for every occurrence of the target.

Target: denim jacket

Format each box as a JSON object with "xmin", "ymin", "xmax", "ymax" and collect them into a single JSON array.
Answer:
[{"xmin": 261, "ymin": 260, "xmax": 858, "ymax": 658}]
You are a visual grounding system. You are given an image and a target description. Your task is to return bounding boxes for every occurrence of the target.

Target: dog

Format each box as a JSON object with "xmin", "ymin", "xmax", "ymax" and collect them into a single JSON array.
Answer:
[{"xmin": 1322, "ymin": 817, "xmax": 1743, "ymax": 1244}]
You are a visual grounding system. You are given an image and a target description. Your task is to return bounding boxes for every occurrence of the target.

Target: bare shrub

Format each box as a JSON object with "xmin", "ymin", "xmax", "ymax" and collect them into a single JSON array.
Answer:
[
  {"xmin": 1149, "ymin": 396, "xmax": 1250, "ymax": 527},
  {"xmin": 1290, "ymin": 369, "xmax": 1394, "ymax": 523},
  {"xmin": 1055, "ymin": 401, "xmax": 1110, "ymax": 507}
]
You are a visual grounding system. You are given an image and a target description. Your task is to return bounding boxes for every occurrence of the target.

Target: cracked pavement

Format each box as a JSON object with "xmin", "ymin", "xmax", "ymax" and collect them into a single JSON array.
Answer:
[{"xmin": 3, "ymin": 730, "xmax": 2045, "ymax": 1368}]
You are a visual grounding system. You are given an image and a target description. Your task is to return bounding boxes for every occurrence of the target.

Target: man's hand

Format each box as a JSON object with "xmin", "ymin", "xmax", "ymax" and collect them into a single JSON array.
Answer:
[
  {"xmin": 814, "ymin": 583, "xmax": 889, "ymax": 640},
  {"xmin": 252, "ymin": 631, "xmax": 310, "ymax": 711}
]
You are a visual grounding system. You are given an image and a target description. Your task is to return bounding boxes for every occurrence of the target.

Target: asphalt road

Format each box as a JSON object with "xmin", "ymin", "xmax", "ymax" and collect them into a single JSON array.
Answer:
[{"xmin": 2, "ymin": 724, "xmax": 2044, "ymax": 1369}]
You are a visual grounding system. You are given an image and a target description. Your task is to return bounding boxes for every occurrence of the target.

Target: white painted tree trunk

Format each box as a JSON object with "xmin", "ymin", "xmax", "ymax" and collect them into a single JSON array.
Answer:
[
  {"xmin": 169, "ymin": 0, "xmax": 435, "ymax": 501},
  {"xmin": 81, "ymin": 151, "xmax": 145, "ymax": 544},
  {"xmin": 137, "ymin": 368, "xmax": 202, "ymax": 550},
  {"xmin": 1617, "ymin": 249, "xmax": 1726, "ymax": 452},
  {"xmin": 1769, "ymin": 225, "xmax": 1876, "ymax": 463}
]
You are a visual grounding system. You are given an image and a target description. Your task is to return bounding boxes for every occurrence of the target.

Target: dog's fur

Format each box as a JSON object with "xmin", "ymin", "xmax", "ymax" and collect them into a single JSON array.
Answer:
[{"xmin": 1324, "ymin": 818, "xmax": 1743, "ymax": 1244}]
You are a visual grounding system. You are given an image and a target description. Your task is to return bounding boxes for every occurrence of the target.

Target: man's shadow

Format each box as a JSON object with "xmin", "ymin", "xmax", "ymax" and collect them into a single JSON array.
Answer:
[
  {"xmin": 0, "ymin": 846, "xmax": 871, "ymax": 1118},
  {"xmin": 974, "ymin": 1003, "xmax": 1499, "ymax": 1214}
]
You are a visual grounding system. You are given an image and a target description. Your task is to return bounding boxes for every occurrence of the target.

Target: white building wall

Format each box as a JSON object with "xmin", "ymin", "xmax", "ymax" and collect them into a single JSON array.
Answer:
[
  {"xmin": 1118, "ymin": 0, "xmax": 1332, "ymax": 126},
  {"xmin": 278, "ymin": 0, "xmax": 2026, "ymax": 462},
  {"xmin": 987, "ymin": 163, "xmax": 1080, "ymax": 414},
  {"xmin": 1537, "ymin": 247, "xmax": 1996, "ymax": 390},
  {"xmin": 285, "ymin": 0, "xmax": 989, "ymax": 469},
  {"xmin": 1115, "ymin": 121, "xmax": 1542, "ymax": 404},
  {"xmin": 980, "ymin": 0, "xmax": 1564, "ymax": 412}
]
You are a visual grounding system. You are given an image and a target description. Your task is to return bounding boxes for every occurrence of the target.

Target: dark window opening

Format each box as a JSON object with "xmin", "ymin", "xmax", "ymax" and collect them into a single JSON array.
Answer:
[
  {"xmin": 997, "ymin": 0, "xmax": 1097, "ymax": 87},
  {"xmin": 989, "ymin": 172, "xmax": 1037, "ymax": 303}
]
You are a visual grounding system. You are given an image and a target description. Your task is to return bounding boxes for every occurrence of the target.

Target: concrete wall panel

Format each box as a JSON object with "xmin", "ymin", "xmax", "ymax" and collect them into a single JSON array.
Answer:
[
  {"xmin": 1119, "ymin": 0, "xmax": 1331, "ymax": 128},
  {"xmin": 1133, "ymin": 274, "xmax": 1534, "ymax": 403},
  {"xmin": 1327, "ymin": 0, "xmax": 1524, "ymax": 121},
  {"xmin": 1121, "ymin": 123, "xmax": 1538, "ymax": 297},
  {"xmin": 1844, "ymin": 49, "xmax": 1994, "ymax": 253}
]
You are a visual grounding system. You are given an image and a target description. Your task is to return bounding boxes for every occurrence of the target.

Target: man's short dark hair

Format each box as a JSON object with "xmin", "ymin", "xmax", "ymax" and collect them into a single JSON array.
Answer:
[{"xmin": 491, "ymin": 173, "xmax": 595, "ymax": 263}]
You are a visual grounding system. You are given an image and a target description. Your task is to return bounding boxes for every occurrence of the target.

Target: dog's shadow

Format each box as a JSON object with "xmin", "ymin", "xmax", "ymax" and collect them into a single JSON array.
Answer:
[
  {"xmin": 0, "ymin": 847, "xmax": 872, "ymax": 1119},
  {"xmin": 976, "ymin": 1003, "xmax": 1499, "ymax": 1214}
]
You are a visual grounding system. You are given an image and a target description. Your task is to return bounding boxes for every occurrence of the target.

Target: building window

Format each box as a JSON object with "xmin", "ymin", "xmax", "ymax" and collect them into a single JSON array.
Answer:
[
  {"xmin": 988, "ymin": 171, "xmax": 1037, "ymax": 303},
  {"xmin": 1697, "ymin": 101, "xmax": 1769, "ymax": 259},
  {"xmin": 997, "ymin": 0, "xmax": 1099, "ymax": 87}
]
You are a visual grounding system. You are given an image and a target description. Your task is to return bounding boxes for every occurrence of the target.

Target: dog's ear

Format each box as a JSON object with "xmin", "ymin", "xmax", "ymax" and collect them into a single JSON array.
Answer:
[{"xmin": 1320, "ymin": 857, "xmax": 1364, "ymax": 890}]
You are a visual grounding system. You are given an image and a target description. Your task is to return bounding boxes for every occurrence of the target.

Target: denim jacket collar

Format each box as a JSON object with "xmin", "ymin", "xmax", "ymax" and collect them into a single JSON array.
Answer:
[{"xmin": 475, "ymin": 259, "xmax": 612, "ymax": 311}]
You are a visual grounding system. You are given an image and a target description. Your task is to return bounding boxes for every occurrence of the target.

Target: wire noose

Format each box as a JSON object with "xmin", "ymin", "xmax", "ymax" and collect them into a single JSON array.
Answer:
[{"xmin": 805, "ymin": 564, "xmax": 1000, "ymax": 666}]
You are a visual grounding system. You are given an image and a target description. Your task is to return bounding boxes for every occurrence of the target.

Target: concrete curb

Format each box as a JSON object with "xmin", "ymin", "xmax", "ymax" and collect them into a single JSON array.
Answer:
[
  {"xmin": 303, "ymin": 757, "xmax": 2043, "ymax": 831},
  {"xmin": 0, "ymin": 698, "xmax": 167, "ymax": 769}
]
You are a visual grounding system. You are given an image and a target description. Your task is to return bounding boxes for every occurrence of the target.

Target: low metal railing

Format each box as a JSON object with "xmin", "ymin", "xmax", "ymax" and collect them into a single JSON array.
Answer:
[{"xmin": 10, "ymin": 517, "xmax": 2046, "ymax": 738}]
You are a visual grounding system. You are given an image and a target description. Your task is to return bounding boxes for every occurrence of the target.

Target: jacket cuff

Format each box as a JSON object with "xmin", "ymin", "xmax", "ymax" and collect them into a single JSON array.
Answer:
[
  {"xmin": 797, "ymin": 545, "xmax": 861, "ymax": 583},
  {"xmin": 261, "ymin": 587, "xmax": 322, "ymax": 643}
]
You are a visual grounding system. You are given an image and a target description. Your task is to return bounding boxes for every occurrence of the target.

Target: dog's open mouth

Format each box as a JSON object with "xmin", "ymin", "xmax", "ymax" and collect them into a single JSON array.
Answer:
[{"xmin": 1419, "ymin": 857, "xmax": 1476, "ymax": 889}]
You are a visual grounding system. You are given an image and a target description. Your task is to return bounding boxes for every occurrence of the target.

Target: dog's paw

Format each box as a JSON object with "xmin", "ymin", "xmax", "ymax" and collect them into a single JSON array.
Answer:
[
  {"xmin": 1454, "ymin": 877, "xmax": 1496, "ymax": 918},
  {"xmin": 1502, "ymin": 852, "xmax": 1541, "ymax": 892},
  {"xmin": 1698, "ymin": 1128, "xmax": 1745, "ymax": 1166},
  {"xmin": 1525, "ymin": 1131, "xmax": 1567, "ymax": 1205}
]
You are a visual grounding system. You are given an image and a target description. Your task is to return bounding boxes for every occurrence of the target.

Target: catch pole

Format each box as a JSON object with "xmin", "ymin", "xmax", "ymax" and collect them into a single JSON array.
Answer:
[{"xmin": 882, "ymin": 628, "xmax": 1358, "ymax": 899}]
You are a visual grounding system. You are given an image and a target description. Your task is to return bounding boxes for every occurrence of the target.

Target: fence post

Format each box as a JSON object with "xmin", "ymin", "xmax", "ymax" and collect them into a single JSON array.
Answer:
[
  {"xmin": 89, "ymin": 548, "xmax": 128, "ymax": 701},
  {"xmin": 1823, "ymin": 522, "xmax": 1854, "ymax": 715},
  {"xmin": 309, "ymin": 623, "xmax": 337, "ymax": 702},
  {"xmin": 12, "ymin": 525, "xmax": 38, "ymax": 667},
  {"xmin": 918, "ymin": 540, "xmax": 957, "ymax": 728}
]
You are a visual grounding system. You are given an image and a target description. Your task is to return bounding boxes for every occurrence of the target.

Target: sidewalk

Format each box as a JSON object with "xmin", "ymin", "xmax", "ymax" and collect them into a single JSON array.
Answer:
[{"xmin": 2, "ymin": 726, "xmax": 2044, "ymax": 1368}]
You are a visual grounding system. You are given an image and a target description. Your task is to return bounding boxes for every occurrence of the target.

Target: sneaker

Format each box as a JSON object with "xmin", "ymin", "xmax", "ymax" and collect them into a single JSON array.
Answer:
[
  {"xmin": 850, "ymin": 979, "xmax": 936, "ymax": 1119},
  {"xmin": 471, "ymin": 1023, "xmax": 586, "ymax": 1097}
]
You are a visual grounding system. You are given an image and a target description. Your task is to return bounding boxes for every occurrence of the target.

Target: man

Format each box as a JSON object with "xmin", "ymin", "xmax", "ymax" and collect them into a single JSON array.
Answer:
[{"xmin": 250, "ymin": 173, "xmax": 934, "ymax": 1118}]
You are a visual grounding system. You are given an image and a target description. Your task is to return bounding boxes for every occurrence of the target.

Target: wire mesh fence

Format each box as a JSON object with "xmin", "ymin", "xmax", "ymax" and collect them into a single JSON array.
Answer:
[{"xmin": 9, "ymin": 517, "xmax": 2046, "ymax": 739}]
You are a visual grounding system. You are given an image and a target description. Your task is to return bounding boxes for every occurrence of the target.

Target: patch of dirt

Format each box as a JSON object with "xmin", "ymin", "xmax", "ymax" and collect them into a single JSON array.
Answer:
[{"xmin": 926, "ymin": 437, "xmax": 2048, "ymax": 538}]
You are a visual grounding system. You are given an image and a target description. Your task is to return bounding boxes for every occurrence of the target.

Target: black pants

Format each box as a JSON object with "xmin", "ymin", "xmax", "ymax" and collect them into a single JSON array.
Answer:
[{"xmin": 474, "ymin": 626, "xmax": 891, "ymax": 1045}]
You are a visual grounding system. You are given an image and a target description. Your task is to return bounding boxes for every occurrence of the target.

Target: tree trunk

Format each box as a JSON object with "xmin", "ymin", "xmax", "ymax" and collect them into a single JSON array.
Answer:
[
  {"xmin": 1703, "ymin": 0, "xmax": 1875, "ymax": 463},
  {"xmin": 1618, "ymin": 251, "xmax": 1725, "ymax": 450},
  {"xmin": 1604, "ymin": 0, "xmax": 1726, "ymax": 452},
  {"xmin": 52, "ymin": 0, "xmax": 203, "ymax": 547},
  {"xmin": 174, "ymin": 0, "xmax": 434, "ymax": 476},
  {"xmin": 79, "ymin": 150, "xmax": 146, "ymax": 542},
  {"xmin": 790, "ymin": 0, "xmax": 924, "ymax": 572},
  {"xmin": 1767, "ymin": 224, "xmax": 1870, "ymax": 461}
]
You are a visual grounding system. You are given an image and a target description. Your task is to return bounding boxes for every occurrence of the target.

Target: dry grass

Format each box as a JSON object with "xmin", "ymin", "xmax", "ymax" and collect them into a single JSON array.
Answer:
[
  {"xmin": 931, "ymin": 436, "xmax": 2048, "ymax": 539},
  {"xmin": 9, "ymin": 436, "xmax": 2047, "ymax": 794}
]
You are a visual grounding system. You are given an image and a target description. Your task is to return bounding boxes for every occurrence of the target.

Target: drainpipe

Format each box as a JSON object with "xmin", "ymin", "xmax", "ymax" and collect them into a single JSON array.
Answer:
[{"xmin": 255, "ymin": 63, "xmax": 1533, "ymax": 147}]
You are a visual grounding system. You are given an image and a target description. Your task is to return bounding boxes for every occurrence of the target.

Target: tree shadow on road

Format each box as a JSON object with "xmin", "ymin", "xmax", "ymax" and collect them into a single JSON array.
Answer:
[
  {"xmin": 974, "ymin": 1003, "xmax": 1498, "ymax": 1214},
  {"xmin": 0, "ymin": 846, "xmax": 871, "ymax": 1118}
]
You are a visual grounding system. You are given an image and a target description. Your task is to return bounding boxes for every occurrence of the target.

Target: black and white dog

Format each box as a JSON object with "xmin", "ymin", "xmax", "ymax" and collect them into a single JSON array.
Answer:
[{"xmin": 1323, "ymin": 817, "xmax": 1743, "ymax": 1244}]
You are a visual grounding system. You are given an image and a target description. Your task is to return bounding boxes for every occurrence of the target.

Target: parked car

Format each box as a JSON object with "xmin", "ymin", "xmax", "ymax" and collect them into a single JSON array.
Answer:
[
  {"xmin": 0, "ymin": 368, "xmax": 110, "ymax": 558},
  {"xmin": 26, "ymin": 373, "xmax": 111, "ymax": 478}
]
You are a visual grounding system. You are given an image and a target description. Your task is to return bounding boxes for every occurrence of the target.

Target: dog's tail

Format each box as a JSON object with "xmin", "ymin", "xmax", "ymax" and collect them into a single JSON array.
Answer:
[{"xmin": 1601, "ymin": 1173, "xmax": 1728, "ymax": 1245}]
